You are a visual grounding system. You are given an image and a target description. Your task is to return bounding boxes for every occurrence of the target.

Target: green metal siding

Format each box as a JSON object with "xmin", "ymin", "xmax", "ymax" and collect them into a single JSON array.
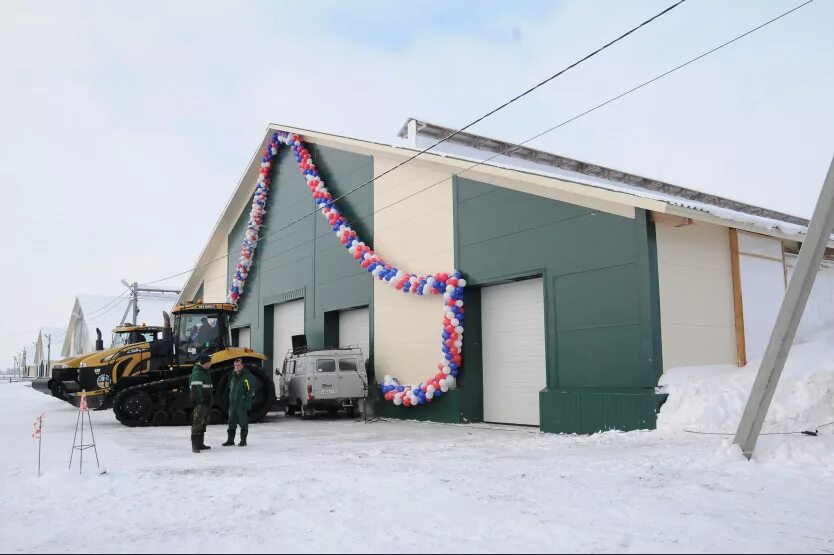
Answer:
[
  {"xmin": 227, "ymin": 144, "xmax": 373, "ymax": 374},
  {"xmin": 454, "ymin": 176, "xmax": 663, "ymax": 433}
]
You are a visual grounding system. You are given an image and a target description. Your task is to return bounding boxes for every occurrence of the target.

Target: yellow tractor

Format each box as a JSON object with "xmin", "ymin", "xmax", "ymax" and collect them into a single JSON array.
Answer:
[
  {"xmin": 33, "ymin": 324, "xmax": 166, "ymax": 404},
  {"xmin": 76, "ymin": 302, "xmax": 274, "ymax": 427}
]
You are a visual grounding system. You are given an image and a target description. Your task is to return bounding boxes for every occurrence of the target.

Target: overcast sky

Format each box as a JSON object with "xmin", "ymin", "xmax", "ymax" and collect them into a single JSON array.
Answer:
[{"xmin": 1, "ymin": 0, "xmax": 832, "ymax": 367}]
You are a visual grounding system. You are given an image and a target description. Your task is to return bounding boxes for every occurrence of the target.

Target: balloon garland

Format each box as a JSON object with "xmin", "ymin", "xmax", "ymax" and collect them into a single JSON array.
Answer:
[{"xmin": 229, "ymin": 131, "xmax": 466, "ymax": 407}]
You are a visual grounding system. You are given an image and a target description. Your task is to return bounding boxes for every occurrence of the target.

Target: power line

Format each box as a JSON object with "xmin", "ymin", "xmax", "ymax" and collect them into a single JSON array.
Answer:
[
  {"xmin": 138, "ymin": 1, "xmax": 686, "ymax": 287},
  {"xmin": 359, "ymin": 0, "xmax": 687, "ymax": 187},
  {"xmin": 147, "ymin": 0, "xmax": 812, "ymax": 292}
]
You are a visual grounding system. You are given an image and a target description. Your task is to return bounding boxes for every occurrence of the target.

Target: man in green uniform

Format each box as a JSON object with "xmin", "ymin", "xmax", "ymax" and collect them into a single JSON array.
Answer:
[
  {"xmin": 189, "ymin": 354, "xmax": 214, "ymax": 453},
  {"xmin": 222, "ymin": 358, "xmax": 255, "ymax": 447}
]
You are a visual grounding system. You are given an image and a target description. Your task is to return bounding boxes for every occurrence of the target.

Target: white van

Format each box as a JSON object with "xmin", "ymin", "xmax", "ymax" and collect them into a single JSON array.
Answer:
[{"xmin": 276, "ymin": 347, "xmax": 368, "ymax": 418}]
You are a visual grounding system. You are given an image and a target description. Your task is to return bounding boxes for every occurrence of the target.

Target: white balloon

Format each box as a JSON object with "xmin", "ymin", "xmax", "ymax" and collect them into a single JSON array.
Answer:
[
  {"xmin": 442, "ymin": 366, "xmax": 451, "ymax": 375},
  {"xmin": 393, "ymin": 395, "xmax": 403, "ymax": 406},
  {"xmin": 455, "ymin": 300, "xmax": 464, "ymax": 307},
  {"xmin": 426, "ymin": 385, "xmax": 436, "ymax": 394},
  {"xmin": 446, "ymin": 376, "xmax": 456, "ymax": 389},
  {"xmin": 426, "ymin": 390, "xmax": 434, "ymax": 400},
  {"xmin": 383, "ymin": 374, "xmax": 392, "ymax": 384},
  {"xmin": 455, "ymin": 326, "xmax": 464, "ymax": 334},
  {"xmin": 451, "ymin": 318, "xmax": 460, "ymax": 326},
  {"xmin": 458, "ymin": 279, "xmax": 467, "ymax": 287},
  {"xmin": 440, "ymin": 383, "xmax": 449, "ymax": 393},
  {"xmin": 446, "ymin": 284, "xmax": 455, "ymax": 293},
  {"xmin": 423, "ymin": 285, "xmax": 432, "ymax": 295},
  {"xmin": 455, "ymin": 340, "xmax": 463, "ymax": 348}
]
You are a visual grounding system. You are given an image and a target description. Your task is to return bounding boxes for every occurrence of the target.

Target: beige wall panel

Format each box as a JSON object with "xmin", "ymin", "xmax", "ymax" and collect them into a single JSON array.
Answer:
[
  {"xmin": 372, "ymin": 154, "xmax": 455, "ymax": 384},
  {"xmin": 656, "ymin": 222, "xmax": 737, "ymax": 370},
  {"xmin": 201, "ymin": 238, "xmax": 230, "ymax": 302}
]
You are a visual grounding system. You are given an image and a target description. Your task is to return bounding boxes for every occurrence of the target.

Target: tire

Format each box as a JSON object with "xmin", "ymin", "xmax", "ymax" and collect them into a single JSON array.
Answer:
[
  {"xmin": 346, "ymin": 406, "xmax": 356, "ymax": 419},
  {"xmin": 172, "ymin": 409, "xmax": 188, "ymax": 425},
  {"xmin": 114, "ymin": 390, "xmax": 154, "ymax": 427},
  {"xmin": 327, "ymin": 406, "xmax": 339, "ymax": 418},
  {"xmin": 153, "ymin": 410, "xmax": 169, "ymax": 425},
  {"xmin": 285, "ymin": 404, "xmax": 296, "ymax": 416},
  {"xmin": 50, "ymin": 382, "xmax": 66, "ymax": 399},
  {"xmin": 246, "ymin": 367, "xmax": 275, "ymax": 423},
  {"xmin": 301, "ymin": 402, "xmax": 315, "ymax": 419},
  {"xmin": 209, "ymin": 408, "xmax": 224, "ymax": 425}
]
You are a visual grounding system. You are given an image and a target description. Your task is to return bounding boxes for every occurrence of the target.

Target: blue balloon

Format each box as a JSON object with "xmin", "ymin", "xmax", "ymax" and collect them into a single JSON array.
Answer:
[
  {"xmin": 397, "ymin": 385, "xmax": 404, "ymax": 392},
  {"xmin": 451, "ymin": 369, "xmax": 459, "ymax": 377},
  {"xmin": 449, "ymin": 363, "xmax": 458, "ymax": 371},
  {"xmin": 418, "ymin": 397, "xmax": 426, "ymax": 405},
  {"xmin": 434, "ymin": 390, "xmax": 443, "ymax": 399}
]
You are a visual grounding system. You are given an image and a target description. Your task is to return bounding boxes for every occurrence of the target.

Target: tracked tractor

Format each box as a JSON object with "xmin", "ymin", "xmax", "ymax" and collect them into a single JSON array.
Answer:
[
  {"xmin": 32, "ymin": 324, "xmax": 166, "ymax": 405},
  {"xmin": 75, "ymin": 302, "xmax": 274, "ymax": 427}
]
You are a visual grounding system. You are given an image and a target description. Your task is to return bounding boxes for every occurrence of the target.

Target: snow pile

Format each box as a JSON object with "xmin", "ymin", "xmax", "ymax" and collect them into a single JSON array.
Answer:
[{"xmin": 658, "ymin": 330, "xmax": 834, "ymax": 438}]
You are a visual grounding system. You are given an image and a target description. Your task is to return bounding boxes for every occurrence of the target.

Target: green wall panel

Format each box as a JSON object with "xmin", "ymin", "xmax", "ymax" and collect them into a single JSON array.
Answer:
[
  {"xmin": 454, "ymin": 176, "xmax": 663, "ymax": 434},
  {"xmin": 227, "ymin": 143, "xmax": 373, "ymax": 374}
]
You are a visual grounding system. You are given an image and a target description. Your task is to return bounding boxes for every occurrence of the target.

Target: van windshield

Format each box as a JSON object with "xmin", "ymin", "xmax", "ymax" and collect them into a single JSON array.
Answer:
[
  {"xmin": 316, "ymin": 359, "xmax": 336, "ymax": 372},
  {"xmin": 338, "ymin": 359, "xmax": 357, "ymax": 372}
]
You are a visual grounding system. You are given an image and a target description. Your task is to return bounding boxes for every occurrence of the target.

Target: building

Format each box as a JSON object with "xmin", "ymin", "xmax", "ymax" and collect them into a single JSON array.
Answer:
[
  {"xmin": 177, "ymin": 119, "xmax": 832, "ymax": 434},
  {"xmin": 32, "ymin": 327, "xmax": 65, "ymax": 378}
]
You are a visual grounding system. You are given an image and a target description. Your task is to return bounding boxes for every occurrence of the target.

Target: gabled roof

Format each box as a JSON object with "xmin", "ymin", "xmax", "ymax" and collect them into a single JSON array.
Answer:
[
  {"xmin": 398, "ymin": 117, "xmax": 810, "ymax": 230},
  {"xmin": 178, "ymin": 120, "xmax": 825, "ymax": 302}
]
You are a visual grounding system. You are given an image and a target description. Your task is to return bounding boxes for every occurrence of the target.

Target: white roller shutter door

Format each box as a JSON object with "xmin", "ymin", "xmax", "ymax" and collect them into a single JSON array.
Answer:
[
  {"xmin": 237, "ymin": 327, "xmax": 251, "ymax": 349},
  {"xmin": 339, "ymin": 307, "xmax": 370, "ymax": 362},
  {"xmin": 482, "ymin": 278, "xmax": 547, "ymax": 426},
  {"xmin": 273, "ymin": 300, "xmax": 305, "ymax": 383}
]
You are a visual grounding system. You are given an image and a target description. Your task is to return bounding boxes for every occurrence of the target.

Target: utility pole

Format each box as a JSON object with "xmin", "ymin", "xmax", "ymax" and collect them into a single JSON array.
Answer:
[
  {"xmin": 45, "ymin": 333, "xmax": 52, "ymax": 379},
  {"xmin": 13, "ymin": 355, "xmax": 18, "ymax": 381},
  {"xmin": 21, "ymin": 347, "xmax": 27, "ymax": 379},
  {"xmin": 734, "ymin": 153, "xmax": 834, "ymax": 459},
  {"xmin": 121, "ymin": 279, "xmax": 181, "ymax": 325}
]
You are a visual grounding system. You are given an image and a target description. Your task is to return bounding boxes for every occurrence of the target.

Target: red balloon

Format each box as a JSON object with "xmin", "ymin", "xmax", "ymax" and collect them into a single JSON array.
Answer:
[
  {"xmin": 403, "ymin": 397, "xmax": 412, "ymax": 407},
  {"xmin": 445, "ymin": 339, "xmax": 453, "ymax": 348},
  {"xmin": 420, "ymin": 384, "xmax": 428, "ymax": 392}
]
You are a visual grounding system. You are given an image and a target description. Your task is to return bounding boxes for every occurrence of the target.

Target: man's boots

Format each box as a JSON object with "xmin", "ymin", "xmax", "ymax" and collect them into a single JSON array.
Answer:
[
  {"xmin": 238, "ymin": 429, "xmax": 247, "ymax": 447},
  {"xmin": 191, "ymin": 435, "xmax": 201, "ymax": 454},
  {"xmin": 222, "ymin": 430, "xmax": 235, "ymax": 447},
  {"xmin": 199, "ymin": 434, "xmax": 211, "ymax": 450}
]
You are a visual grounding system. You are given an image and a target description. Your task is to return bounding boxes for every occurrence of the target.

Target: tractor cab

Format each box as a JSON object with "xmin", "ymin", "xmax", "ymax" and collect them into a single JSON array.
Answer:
[
  {"xmin": 171, "ymin": 302, "xmax": 235, "ymax": 366},
  {"xmin": 111, "ymin": 324, "xmax": 166, "ymax": 348}
]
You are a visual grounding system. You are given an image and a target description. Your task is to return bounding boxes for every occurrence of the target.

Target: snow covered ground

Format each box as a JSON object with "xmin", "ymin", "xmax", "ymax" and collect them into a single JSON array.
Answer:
[{"xmin": 2, "ymin": 358, "xmax": 834, "ymax": 552}]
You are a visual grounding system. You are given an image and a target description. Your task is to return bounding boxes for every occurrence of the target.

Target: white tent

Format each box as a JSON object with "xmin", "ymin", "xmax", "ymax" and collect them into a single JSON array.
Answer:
[
  {"xmin": 60, "ymin": 293, "xmax": 179, "ymax": 357},
  {"xmin": 32, "ymin": 326, "xmax": 65, "ymax": 377}
]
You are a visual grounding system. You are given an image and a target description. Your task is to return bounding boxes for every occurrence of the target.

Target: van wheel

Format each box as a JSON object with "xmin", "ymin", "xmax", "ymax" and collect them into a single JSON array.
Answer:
[
  {"xmin": 285, "ymin": 404, "xmax": 296, "ymax": 416},
  {"xmin": 301, "ymin": 403, "xmax": 315, "ymax": 419},
  {"xmin": 346, "ymin": 406, "xmax": 356, "ymax": 419}
]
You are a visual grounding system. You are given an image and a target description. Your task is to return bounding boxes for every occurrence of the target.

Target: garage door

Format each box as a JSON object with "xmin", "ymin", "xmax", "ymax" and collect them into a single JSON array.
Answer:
[
  {"xmin": 339, "ymin": 307, "xmax": 370, "ymax": 362},
  {"xmin": 273, "ymin": 300, "xmax": 305, "ymax": 381},
  {"xmin": 236, "ymin": 326, "xmax": 251, "ymax": 349},
  {"xmin": 482, "ymin": 277, "xmax": 547, "ymax": 426}
]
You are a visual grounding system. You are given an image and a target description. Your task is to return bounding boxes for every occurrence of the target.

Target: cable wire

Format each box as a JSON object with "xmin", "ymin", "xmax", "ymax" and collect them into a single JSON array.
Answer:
[
  {"xmin": 142, "ymin": 0, "xmax": 813, "ymax": 291},
  {"xmin": 137, "ymin": 1, "xmax": 687, "ymax": 287}
]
